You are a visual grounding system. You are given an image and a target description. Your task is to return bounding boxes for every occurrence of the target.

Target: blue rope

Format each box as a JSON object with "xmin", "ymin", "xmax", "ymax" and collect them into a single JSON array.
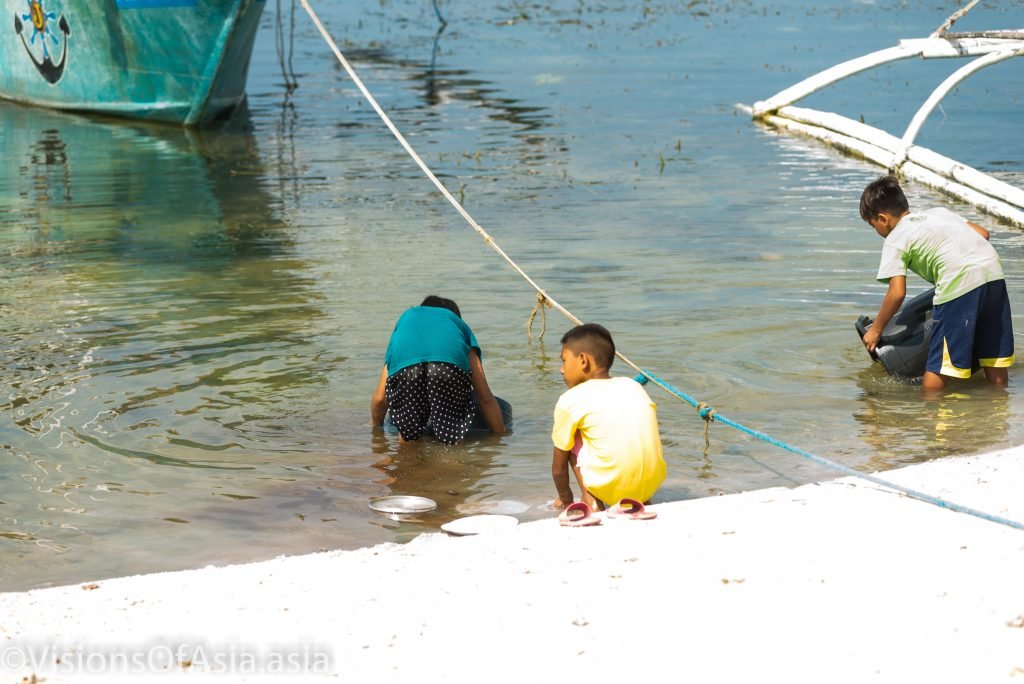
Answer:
[{"xmin": 633, "ymin": 371, "xmax": 1024, "ymax": 532}]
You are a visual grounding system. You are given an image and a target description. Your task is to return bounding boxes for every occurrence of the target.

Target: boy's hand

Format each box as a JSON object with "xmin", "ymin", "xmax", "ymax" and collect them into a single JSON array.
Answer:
[
  {"xmin": 866, "ymin": 276, "xmax": 906, "ymax": 354},
  {"xmin": 863, "ymin": 326, "xmax": 882, "ymax": 353},
  {"xmin": 552, "ymin": 447, "xmax": 574, "ymax": 509}
]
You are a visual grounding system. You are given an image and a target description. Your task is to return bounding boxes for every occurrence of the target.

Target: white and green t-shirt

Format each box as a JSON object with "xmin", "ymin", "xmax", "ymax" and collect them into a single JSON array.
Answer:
[{"xmin": 876, "ymin": 207, "xmax": 1004, "ymax": 305}]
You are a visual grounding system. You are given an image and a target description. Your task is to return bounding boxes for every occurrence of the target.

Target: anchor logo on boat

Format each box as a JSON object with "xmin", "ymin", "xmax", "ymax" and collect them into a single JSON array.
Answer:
[{"xmin": 14, "ymin": 0, "xmax": 70, "ymax": 84}]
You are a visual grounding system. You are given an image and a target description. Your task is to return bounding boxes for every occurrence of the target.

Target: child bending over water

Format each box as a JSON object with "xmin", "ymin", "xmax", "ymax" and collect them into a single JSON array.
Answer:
[{"xmin": 371, "ymin": 296, "xmax": 504, "ymax": 444}]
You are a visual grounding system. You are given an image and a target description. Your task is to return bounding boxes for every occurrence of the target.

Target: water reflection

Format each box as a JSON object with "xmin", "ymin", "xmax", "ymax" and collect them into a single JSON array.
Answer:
[
  {"xmin": 1, "ymin": 101, "xmax": 289, "ymax": 258},
  {"xmin": 853, "ymin": 367, "xmax": 1010, "ymax": 469},
  {"xmin": 326, "ymin": 41, "xmax": 553, "ymax": 136},
  {"xmin": 424, "ymin": 22, "xmax": 447, "ymax": 108},
  {"xmin": 0, "ymin": 101, "xmax": 320, "ymax": 431},
  {"xmin": 367, "ymin": 427, "xmax": 516, "ymax": 530},
  {"xmin": 0, "ymin": 101, "xmax": 334, "ymax": 588}
]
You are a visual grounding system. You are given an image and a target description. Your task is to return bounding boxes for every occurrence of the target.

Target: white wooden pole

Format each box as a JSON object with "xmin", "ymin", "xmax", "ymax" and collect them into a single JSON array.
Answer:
[
  {"xmin": 753, "ymin": 107, "xmax": 1024, "ymax": 226},
  {"xmin": 752, "ymin": 46, "xmax": 917, "ymax": 117},
  {"xmin": 753, "ymin": 37, "xmax": 1024, "ymax": 118},
  {"xmin": 746, "ymin": 25, "xmax": 1024, "ymax": 226},
  {"xmin": 895, "ymin": 47, "xmax": 1024, "ymax": 161}
]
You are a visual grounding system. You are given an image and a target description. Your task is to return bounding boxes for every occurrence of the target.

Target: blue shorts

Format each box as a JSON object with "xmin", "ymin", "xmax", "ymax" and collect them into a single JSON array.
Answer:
[{"xmin": 927, "ymin": 280, "xmax": 1014, "ymax": 378}]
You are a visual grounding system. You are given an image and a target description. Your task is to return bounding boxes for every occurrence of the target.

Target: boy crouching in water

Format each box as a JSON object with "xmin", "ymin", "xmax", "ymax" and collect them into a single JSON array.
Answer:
[
  {"xmin": 860, "ymin": 175, "xmax": 1013, "ymax": 391},
  {"xmin": 551, "ymin": 323, "xmax": 667, "ymax": 509}
]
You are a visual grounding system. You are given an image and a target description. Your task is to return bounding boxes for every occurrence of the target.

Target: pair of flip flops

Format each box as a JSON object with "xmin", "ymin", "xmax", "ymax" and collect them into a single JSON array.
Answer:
[{"xmin": 558, "ymin": 498, "xmax": 657, "ymax": 527}]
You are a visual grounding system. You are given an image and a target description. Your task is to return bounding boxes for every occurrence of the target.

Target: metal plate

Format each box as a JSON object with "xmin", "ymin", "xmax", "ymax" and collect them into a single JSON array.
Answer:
[
  {"xmin": 440, "ymin": 514, "xmax": 519, "ymax": 536},
  {"xmin": 369, "ymin": 495, "xmax": 438, "ymax": 515}
]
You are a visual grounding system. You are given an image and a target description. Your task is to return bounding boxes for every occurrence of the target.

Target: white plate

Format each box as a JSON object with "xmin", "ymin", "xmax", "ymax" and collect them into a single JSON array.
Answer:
[
  {"xmin": 455, "ymin": 499, "xmax": 530, "ymax": 516},
  {"xmin": 441, "ymin": 514, "xmax": 519, "ymax": 536},
  {"xmin": 369, "ymin": 495, "xmax": 438, "ymax": 515}
]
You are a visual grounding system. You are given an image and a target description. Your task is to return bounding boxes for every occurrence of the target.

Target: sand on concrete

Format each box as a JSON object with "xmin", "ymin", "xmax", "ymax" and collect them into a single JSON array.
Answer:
[{"xmin": 2, "ymin": 447, "xmax": 1023, "ymax": 683}]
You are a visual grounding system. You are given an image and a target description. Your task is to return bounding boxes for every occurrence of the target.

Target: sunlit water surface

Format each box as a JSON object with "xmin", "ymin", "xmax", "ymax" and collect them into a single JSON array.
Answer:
[{"xmin": 2, "ymin": 1, "xmax": 1023, "ymax": 590}]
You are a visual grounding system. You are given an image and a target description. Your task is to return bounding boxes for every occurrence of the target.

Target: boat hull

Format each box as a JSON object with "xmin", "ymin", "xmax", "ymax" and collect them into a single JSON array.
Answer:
[{"xmin": 0, "ymin": 0, "xmax": 265, "ymax": 125}]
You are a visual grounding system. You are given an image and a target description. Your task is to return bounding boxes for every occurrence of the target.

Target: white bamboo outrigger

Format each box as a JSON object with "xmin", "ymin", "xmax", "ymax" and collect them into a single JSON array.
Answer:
[{"xmin": 739, "ymin": 1, "xmax": 1024, "ymax": 226}]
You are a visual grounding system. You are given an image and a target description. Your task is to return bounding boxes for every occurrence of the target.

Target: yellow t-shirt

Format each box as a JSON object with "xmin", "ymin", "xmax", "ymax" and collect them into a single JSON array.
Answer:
[{"xmin": 551, "ymin": 377, "xmax": 666, "ymax": 504}]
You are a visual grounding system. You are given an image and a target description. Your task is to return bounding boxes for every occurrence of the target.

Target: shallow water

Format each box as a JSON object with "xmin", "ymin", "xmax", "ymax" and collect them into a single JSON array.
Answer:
[{"xmin": 2, "ymin": 0, "xmax": 1023, "ymax": 590}]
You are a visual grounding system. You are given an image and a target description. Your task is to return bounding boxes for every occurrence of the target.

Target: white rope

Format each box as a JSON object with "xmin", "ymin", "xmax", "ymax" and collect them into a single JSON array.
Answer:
[{"xmin": 297, "ymin": 0, "xmax": 655, "ymax": 377}]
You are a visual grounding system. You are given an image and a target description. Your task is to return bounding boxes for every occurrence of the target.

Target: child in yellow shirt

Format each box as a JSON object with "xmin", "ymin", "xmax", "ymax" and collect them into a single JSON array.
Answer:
[{"xmin": 551, "ymin": 323, "xmax": 667, "ymax": 509}]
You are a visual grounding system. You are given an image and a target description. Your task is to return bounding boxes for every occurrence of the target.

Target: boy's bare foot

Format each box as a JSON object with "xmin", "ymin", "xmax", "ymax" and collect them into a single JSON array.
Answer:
[
  {"xmin": 921, "ymin": 371, "xmax": 947, "ymax": 392},
  {"xmin": 984, "ymin": 367, "xmax": 1009, "ymax": 386}
]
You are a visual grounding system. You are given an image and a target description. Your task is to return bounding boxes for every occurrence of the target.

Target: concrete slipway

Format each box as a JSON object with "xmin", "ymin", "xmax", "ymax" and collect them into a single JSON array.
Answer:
[{"xmin": 2, "ymin": 447, "xmax": 1023, "ymax": 683}]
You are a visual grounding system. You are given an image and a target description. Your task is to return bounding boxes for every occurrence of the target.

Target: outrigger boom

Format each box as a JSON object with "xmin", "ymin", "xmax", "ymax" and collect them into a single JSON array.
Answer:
[{"xmin": 740, "ymin": 2, "xmax": 1024, "ymax": 226}]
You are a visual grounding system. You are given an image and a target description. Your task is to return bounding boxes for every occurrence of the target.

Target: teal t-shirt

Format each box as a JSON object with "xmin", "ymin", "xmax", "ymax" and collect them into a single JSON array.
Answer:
[{"xmin": 384, "ymin": 306, "xmax": 481, "ymax": 376}]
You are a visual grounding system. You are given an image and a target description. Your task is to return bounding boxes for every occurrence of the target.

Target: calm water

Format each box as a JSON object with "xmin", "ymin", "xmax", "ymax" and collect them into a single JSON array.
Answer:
[{"xmin": 2, "ymin": 0, "xmax": 1023, "ymax": 590}]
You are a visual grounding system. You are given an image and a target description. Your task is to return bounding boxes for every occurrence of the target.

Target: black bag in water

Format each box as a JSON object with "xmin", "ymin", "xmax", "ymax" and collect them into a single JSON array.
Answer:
[{"xmin": 855, "ymin": 288, "xmax": 935, "ymax": 378}]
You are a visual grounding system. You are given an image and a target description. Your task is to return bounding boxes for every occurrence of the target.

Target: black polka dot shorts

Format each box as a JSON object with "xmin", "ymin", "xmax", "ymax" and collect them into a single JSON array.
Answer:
[{"xmin": 385, "ymin": 362, "xmax": 475, "ymax": 444}]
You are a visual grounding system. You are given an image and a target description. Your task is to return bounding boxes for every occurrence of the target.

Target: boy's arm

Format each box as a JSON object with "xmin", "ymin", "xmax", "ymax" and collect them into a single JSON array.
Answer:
[
  {"xmin": 468, "ymin": 349, "xmax": 505, "ymax": 435},
  {"xmin": 863, "ymin": 275, "xmax": 906, "ymax": 353},
  {"xmin": 552, "ymin": 446, "xmax": 574, "ymax": 507},
  {"xmin": 370, "ymin": 366, "xmax": 389, "ymax": 426},
  {"xmin": 968, "ymin": 221, "xmax": 990, "ymax": 241}
]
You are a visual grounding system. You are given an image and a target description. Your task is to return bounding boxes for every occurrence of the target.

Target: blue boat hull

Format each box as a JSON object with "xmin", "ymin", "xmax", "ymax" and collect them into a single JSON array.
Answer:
[{"xmin": 1, "ymin": 0, "xmax": 265, "ymax": 125}]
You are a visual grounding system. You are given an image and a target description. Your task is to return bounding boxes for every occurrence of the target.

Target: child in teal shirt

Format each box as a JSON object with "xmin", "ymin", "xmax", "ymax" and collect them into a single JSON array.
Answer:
[{"xmin": 371, "ymin": 296, "xmax": 504, "ymax": 443}]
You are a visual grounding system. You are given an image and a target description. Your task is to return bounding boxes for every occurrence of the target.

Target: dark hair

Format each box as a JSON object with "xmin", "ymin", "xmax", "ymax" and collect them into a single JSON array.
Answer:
[
  {"xmin": 561, "ymin": 323, "xmax": 615, "ymax": 370},
  {"xmin": 420, "ymin": 295, "xmax": 461, "ymax": 318},
  {"xmin": 860, "ymin": 175, "xmax": 910, "ymax": 222}
]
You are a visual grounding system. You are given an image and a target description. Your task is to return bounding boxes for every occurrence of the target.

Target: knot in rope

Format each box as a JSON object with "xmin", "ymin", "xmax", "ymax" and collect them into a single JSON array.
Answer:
[
  {"xmin": 527, "ymin": 292, "xmax": 552, "ymax": 340},
  {"xmin": 697, "ymin": 402, "xmax": 717, "ymax": 422},
  {"xmin": 696, "ymin": 402, "xmax": 717, "ymax": 455}
]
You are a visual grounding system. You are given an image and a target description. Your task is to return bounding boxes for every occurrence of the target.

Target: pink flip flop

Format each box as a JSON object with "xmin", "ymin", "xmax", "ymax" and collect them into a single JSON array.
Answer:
[
  {"xmin": 558, "ymin": 501, "xmax": 602, "ymax": 527},
  {"xmin": 606, "ymin": 498, "xmax": 657, "ymax": 520}
]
